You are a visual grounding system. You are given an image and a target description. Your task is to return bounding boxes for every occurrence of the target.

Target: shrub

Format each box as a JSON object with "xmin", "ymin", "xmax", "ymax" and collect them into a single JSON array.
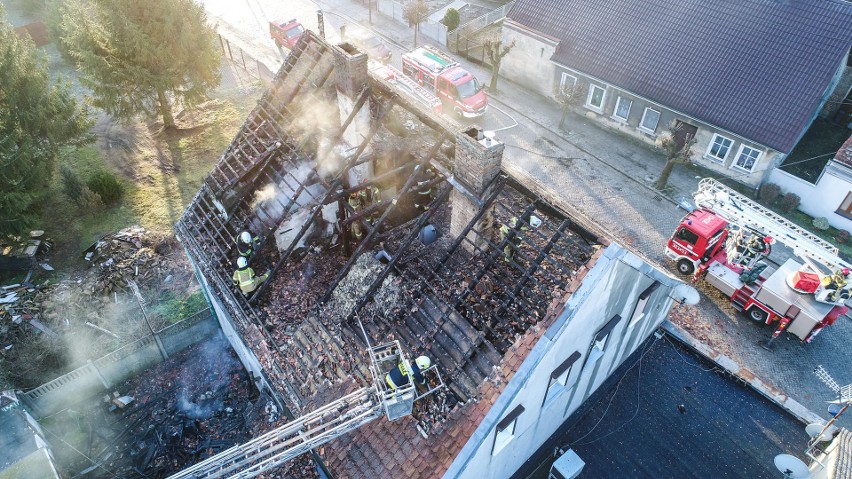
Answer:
[
  {"xmin": 77, "ymin": 186, "xmax": 105, "ymax": 213},
  {"xmin": 87, "ymin": 170, "xmax": 124, "ymax": 205},
  {"xmin": 779, "ymin": 192, "xmax": 800, "ymax": 213},
  {"xmin": 812, "ymin": 217, "xmax": 830, "ymax": 231},
  {"xmin": 441, "ymin": 8, "xmax": 461, "ymax": 31},
  {"xmin": 758, "ymin": 183, "xmax": 781, "ymax": 205},
  {"xmin": 59, "ymin": 165, "xmax": 83, "ymax": 203},
  {"xmin": 836, "ymin": 230, "xmax": 850, "ymax": 244}
]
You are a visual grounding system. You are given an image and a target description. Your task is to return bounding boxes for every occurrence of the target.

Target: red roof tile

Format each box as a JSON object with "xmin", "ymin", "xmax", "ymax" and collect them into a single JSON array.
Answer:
[{"xmin": 836, "ymin": 135, "xmax": 852, "ymax": 168}]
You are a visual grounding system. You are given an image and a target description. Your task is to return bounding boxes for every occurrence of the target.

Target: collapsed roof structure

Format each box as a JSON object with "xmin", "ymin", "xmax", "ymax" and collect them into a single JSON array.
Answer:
[{"xmin": 175, "ymin": 32, "xmax": 611, "ymax": 477}]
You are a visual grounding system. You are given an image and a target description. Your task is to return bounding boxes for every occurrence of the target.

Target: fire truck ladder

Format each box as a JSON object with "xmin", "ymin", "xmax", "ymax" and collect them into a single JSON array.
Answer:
[
  {"xmin": 165, "ymin": 386, "xmax": 382, "ymax": 479},
  {"xmin": 693, "ymin": 178, "xmax": 850, "ymax": 272},
  {"xmin": 166, "ymin": 333, "xmax": 444, "ymax": 479},
  {"xmin": 373, "ymin": 63, "xmax": 441, "ymax": 110}
]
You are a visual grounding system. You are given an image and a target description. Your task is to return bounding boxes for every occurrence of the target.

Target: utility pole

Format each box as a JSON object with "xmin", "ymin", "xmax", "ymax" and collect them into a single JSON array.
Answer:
[
  {"xmin": 317, "ymin": 10, "xmax": 325, "ymax": 39},
  {"xmin": 127, "ymin": 278, "xmax": 168, "ymax": 360},
  {"xmin": 807, "ymin": 366, "xmax": 851, "ymax": 463}
]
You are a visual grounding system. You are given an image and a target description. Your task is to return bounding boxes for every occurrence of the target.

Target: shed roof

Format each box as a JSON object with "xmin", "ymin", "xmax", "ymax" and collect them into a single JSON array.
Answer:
[
  {"xmin": 507, "ymin": 0, "xmax": 852, "ymax": 153},
  {"xmin": 835, "ymin": 135, "xmax": 852, "ymax": 168}
]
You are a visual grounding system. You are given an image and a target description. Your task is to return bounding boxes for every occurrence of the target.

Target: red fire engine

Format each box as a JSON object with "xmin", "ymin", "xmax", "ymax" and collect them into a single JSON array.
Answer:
[
  {"xmin": 666, "ymin": 179, "xmax": 850, "ymax": 343},
  {"xmin": 269, "ymin": 19, "xmax": 305, "ymax": 50},
  {"xmin": 401, "ymin": 47, "xmax": 487, "ymax": 118}
]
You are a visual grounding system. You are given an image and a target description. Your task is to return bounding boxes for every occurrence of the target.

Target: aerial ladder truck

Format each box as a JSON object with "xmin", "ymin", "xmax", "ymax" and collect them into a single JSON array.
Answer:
[
  {"xmin": 666, "ymin": 178, "xmax": 850, "ymax": 343},
  {"xmin": 166, "ymin": 328, "xmax": 444, "ymax": 479}
]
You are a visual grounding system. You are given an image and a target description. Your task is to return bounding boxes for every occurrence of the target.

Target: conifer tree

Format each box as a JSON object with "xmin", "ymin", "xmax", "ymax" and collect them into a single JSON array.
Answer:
[
  {"xmin": 57, "ymin": 0, "xmax": 220, "ymax": 129},
  {"xmin": 0, "ymin": 6, "xmax": 92, "ymax": 236}
]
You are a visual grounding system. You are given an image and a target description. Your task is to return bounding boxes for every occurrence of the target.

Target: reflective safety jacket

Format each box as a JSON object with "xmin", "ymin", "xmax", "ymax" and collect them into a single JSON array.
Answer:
[
  {"xmin": 236, "ymin": 233, "xmax": 260, "ymax": 257},
  {"xmin": 385, "ymin": 360, "xmax": 425, "ymax": 390},
  {"xmin": 232, "ymin": 267, "xmax": 256, "ymax": 289},
  {"xmin": 500, "ymin": 217, "xmax": 529, "ymax": 237}
]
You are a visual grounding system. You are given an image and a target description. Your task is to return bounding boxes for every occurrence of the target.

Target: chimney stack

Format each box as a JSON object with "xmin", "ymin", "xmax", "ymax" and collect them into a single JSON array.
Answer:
[
  {"xmin": 332, "ymin": 42, "xmax": 372, "ymax": 184},
  {"xmin": 449, "ymin": 127, "xmax": 504, "ymax": 254}
]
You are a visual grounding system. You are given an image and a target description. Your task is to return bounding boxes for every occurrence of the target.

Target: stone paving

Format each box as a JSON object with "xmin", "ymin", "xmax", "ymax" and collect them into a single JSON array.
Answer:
[{"xmin": 199, "ymin": 0, "xmax": 852, "ymax": 428}]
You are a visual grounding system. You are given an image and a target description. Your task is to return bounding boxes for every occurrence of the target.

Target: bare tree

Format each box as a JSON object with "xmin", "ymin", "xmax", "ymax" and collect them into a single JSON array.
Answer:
[
  {"xmin": 654, "ymin": 122, "xmax": 696, "ymax": 190},
  {"xmin": 403, "ymin": 0, "xmax": 430, "ymax": 48},
  {"xmin": 483, "ymin": 37, "xmax": 517, "ymax": 92},
  {"xmin": 556, "ymin": 81, "xmax": 587, "ymax": 130}
]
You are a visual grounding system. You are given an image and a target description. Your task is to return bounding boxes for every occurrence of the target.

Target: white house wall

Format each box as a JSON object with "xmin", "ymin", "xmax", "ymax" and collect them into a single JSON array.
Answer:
[
  {"xmin": 499, "ymin": 20, "xmax": 556, "ymax": 98},
  {"xmin": 443, "ymin": 244, "xmax": 682, "ymax": 479},
  {"xmin": 769, "ymin": 163, "xmax": 852, "ymax": 231}
]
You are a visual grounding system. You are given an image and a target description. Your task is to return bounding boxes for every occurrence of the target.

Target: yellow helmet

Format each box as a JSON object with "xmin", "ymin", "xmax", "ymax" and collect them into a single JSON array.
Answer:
[{"xmin": 415, "ymin": 356, "xmax": 431, "ymax": 371}]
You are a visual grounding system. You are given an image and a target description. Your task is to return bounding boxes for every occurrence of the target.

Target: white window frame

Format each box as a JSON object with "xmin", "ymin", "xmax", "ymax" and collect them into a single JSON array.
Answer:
[
  {"xmin": 638, "ymin": 107, "xmax": 661, "ymax": 134},
  {"xmin": 559, "ymin": 73, "xmax": 578, "ymax": 93},
  {"xmin": 492, "ymin": 405, "xmax": 524, "ymax": 455},
  {"xmin": 704, "ymin": 133, "xmax": 734, "ymax": 163},
  {"xmin": 611, "ymin": 96, "xmax": 632, "ymax": 122},
  {"xmin": 732, "ymin": 144, "xmax": 763, "ymax": 172},
  {"xmin": 543, "ymin": 351, "xmax": 581, "ymax": 406},
  {"xmin": 628, "ymin": 281, "xmax": 661, "ymax": 328},
  {"xmin": 585, "ymin": 84, "xmax": 606, "ymax": 113}
]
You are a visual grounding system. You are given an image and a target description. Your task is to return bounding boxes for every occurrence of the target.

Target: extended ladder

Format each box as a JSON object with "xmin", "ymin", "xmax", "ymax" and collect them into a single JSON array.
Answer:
[
  {"xmin": 693, "ymin": 178, "xmax": 850, "ymax": 271},
  {"xmin": 370, "ymin": 63, "xmax": 442, "ymax": 113},
  {"xmin": 166, "ymin": 387, "xmax": 382, "ymax": 479}
]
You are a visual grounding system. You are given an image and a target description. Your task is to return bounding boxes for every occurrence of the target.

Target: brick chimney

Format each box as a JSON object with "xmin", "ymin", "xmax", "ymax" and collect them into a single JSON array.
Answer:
[
  {"xmin": 450, "ymin": 127, "xmax": 504, "ymax": 254},
  {"xmin": 332, "ymin": 43, "xmax": 372, "ymax": 184}
]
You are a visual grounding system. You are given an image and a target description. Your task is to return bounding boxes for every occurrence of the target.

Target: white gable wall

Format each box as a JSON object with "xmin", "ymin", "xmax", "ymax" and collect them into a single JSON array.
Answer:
[
  {"xmin": 444, "ymin": 244, "xmax": 686, "ymax": 479},
  {"xmin": 769, "ymin": 161, "xmax": 852, "ymax": 231}
]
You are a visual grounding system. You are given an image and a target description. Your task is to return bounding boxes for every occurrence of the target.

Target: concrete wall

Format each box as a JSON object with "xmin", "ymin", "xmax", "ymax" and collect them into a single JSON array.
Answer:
[
  {"xmin": 499, "ymin": 20, "xmax": 556, "ymax": 98},
  {"xmin": 444, "ymin": 244, "xmax": 688, "ymax": 479},
  {"xmin": 19, "ymin": 310, "xmax": 218, "ymax": 419},
  {"xmin": 551, "ymin": 64, "xmax": 784, "ymax": 188},
  {"xmin": 769, "ymin": 162, "xmax": 852, "ymax": 231},
  {"xmin": 376, "ymin": 0, "xmax": 447, "ymax": 45}
]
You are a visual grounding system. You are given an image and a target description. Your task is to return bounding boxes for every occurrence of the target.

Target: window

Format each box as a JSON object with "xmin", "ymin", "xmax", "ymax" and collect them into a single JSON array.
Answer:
[
  {"xmin": 629, "ymin": 281, "xmax": 661, "ymax": 328},
  {"xmin": 543, "ymin": 351, "xmax": 581, "ymax": 405},
  {"xmin": 612, "ymin": 97, "xmax": 632, "ymax": 121},
  {"xmin": 675, "ymin": 227, "xmax": 699, "ymax": 245},
  {"xmin": 585, "ymin": 314, "xmax": 622, "ymax": 367},
  {"xmin": 559, "ymin": 73, "xmax": 577, "ymax": 93},
  {"xmin": 492, "ymin": 405, "xmax": 525, "ymax": 455},
  {"xmin": 733, "ymin": 145, "xmax": 762, "ymax": 171},
  {"xmin": 585, "ymin": 84, "xmax": 606, "ymax": 112},
  {"xmin": 705, "ymin": 134, "xmax": 733, "ymax": 163},
  {"xmin": 639, "ymin": 108, "xmax": 661, "ymax": 133},
  {"xmin": 837, "ymin": 192, "xmax": 852, "ymax": 219}
]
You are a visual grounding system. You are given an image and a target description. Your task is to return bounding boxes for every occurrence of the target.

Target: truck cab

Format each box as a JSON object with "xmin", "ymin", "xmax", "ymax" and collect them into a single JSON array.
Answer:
[
  {"xmin": 269, "ymin": 19, "xmax": 305, "ymax": 50},
  {"xmin": 666, "ymin": 209, "xmax": 728, "ymax": 275},
  {"xmin": 435, "ymin": 67, "xmax": 487, "ymax": 118}
]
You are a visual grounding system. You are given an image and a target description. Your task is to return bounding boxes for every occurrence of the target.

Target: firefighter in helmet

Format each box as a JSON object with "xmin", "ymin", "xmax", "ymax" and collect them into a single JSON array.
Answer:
[
  {"xmin": 823, "ymin": 267, "xmax": 851, "ymax": 302},
  {"xmin": 236, "ymin": 230, "xmax": 261, "ymax": 257},
  {"xmin": 348, "ymin": 191, "xmax": 365, "ymax": 241},
  {"xmin": 232, "ymin": 257, "xmax": 270, "ymax": 296},
  {"xmin": 500, "ymin": 215, "xmax": 541, "ymax": 263},
  {"xmin": 385, "ymin": 356, "xmax": 431, "ymax": 392}
]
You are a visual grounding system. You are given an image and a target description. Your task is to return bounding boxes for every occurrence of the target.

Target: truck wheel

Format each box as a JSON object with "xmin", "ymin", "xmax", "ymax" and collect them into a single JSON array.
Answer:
[
  {"xmin": 748, "ymin": 307, "xmax": 767, "ymax": 322},
  {"xmin": 454, "ymin": 107, "xmax": 463, "ymax": 119},
  {"xmin": 676, "ymin": 259, "xmax": 695, "ymax": 276}
]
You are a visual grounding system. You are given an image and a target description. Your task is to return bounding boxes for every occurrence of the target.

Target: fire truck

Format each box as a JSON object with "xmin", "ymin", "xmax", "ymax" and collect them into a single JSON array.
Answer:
[
  {"xmin": 401, "ymin": 46, "xmax": 487, "ymax": 118},
  {"xmin": 666, "ymin": 178, "xmax": 850, "ymax": 343},
  {"xmin": 369, "ymin": 62, "xmax": 442, "ymax": 114},
  {"xmin": 269, "ymin": 19, "xmax": 305, "ymax": 50}
]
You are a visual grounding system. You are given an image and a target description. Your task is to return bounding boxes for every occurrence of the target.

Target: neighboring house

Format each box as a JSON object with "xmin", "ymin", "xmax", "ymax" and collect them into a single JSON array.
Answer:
[
  {"xmin": 500, "ymin": 0, "xmax": 852, "ymax": 188},
  {"xmin": 770, "ymin": 135, "xmax": 852, "ymax": 231},
  {"xmin": 0, "ymin": 391, "xmax": 61, "ymax": 479},
  {"xmin": 810, "ymin": 428, "xmax": 852, "ymax": 479}
]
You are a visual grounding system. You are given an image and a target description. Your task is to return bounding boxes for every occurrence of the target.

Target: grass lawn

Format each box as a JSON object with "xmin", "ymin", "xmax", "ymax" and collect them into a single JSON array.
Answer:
[
  {"xmin": 42, "ymin": 96, "xmax": 259, "ymax": 268},
  {"xmin": 780, "ymin": 119, "xmax": 851, "ymax": 183}
]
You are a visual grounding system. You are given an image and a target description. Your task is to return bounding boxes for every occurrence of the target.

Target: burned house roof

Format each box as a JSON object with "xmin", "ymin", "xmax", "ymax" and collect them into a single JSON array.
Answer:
[{"xmin": 175, "ymin": 32, "xmax": 599, "ymax": 477}]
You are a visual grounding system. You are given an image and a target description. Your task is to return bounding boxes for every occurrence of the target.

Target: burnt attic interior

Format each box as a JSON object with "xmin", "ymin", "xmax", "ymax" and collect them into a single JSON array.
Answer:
[{"xmin": 175, "ymin": 31, "xmax": 600, "ymax": 434}]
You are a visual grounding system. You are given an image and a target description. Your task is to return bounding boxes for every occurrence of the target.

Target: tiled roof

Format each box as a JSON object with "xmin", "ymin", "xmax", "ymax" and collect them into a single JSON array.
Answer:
[
  {"xmin": 836, "ymin": 135, "xmax": 852, "ymax": 168},
  {"xmin": 833, "ymin": 428, "xmax": 852, "ymax": 479},
  {"xmin": 507, "ymin": 0, "xmax": 852, "ymax": 153},
  {"xmin": 318, "ymin": 319, "xmax": 549, "ymax": 478}
]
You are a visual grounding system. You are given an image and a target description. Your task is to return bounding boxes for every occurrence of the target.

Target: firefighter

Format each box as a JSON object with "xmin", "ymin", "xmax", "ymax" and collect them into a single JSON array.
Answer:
[
  {"xmin": 500, "ymin": 215, "xmax": 541, "ymax": 263},
  {"xmin": 385, "ymin": 356, "xmax": 431, "ymax": 392},
  {"xmin": 236, "ymin": 230, "xmax": 261, "ymax": 257},
  {"xmin": 232, "ymin": 257, "xmax": 270, "ymax": 296},
  {"xmin": 413, "ymin": 169, "xmax": 435, "ymax": 212},
  {"xmin": 740, "ymin": 234, "xmax": 771, "ymax": 266},
  {"xmin": 823, "ymin": 267, "xmax": 851, "ymax": 302},
  {"xmin": 348, "ymin": 191, "xmax": 365, "ymax": 241}
]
